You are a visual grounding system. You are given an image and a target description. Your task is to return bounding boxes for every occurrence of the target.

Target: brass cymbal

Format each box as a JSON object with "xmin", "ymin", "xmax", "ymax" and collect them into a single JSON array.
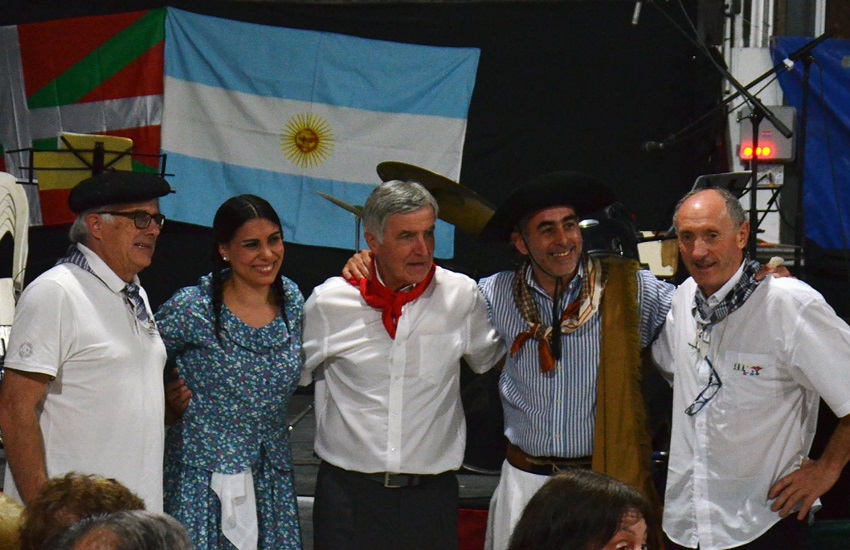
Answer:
[
  {"xmin": 377, "ymin": 161, "xmax": 495, "ymax": 234},
  {"xmin": 314, "ymin": 191, "xmax": 364, "ymax": 218}
]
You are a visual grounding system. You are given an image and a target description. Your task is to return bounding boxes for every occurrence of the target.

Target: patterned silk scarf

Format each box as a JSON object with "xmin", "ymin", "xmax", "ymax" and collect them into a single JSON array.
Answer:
[
  {"xmin": 510, "ymin": 254, "xmax": 604, "ymax": 372},
  {"xmin": 350, "ymin": 258, "xmax": 436, "ymax": 339},
  {"xmin": 693, "ymin": 258, "xmax": 762, "ymax": 328}
]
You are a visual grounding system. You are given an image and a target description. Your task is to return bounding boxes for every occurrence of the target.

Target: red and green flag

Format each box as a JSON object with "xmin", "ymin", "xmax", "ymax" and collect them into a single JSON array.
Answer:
[{"xmin": 0, "ymin": 9, "xmax": 165, "ymax": 225}]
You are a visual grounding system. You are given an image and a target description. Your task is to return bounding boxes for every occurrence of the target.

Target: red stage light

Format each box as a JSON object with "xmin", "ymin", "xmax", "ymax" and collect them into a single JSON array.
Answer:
[{"xmin": 739, "ymin": 143, "xmax": 774, "ymax": 160}]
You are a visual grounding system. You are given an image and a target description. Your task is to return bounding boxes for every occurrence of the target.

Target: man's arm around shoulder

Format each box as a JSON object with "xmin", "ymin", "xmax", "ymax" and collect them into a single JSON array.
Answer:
[{"xmin": 0, "ymin": 368, "xmax": 52, "ymax": 504}]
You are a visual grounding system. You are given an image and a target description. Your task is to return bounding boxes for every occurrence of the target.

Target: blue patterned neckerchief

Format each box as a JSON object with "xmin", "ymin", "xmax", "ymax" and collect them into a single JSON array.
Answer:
[
  {"xmin": 57, "ymin": 244, "xmax": 155, "ymax": 328},
  {"xmin": 693, "ymin": 258, "xmax": 762, "ymax": 328}
]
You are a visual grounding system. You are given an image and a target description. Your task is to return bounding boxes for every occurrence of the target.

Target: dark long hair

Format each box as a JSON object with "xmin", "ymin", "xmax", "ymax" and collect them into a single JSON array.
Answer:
[
  {"xmin": 211, "ymin": 194, "xmax": 288, "ymax": 342},
  {"xmin": 507, "ymin": 469, "xmax": 653, "ymax": 550}
]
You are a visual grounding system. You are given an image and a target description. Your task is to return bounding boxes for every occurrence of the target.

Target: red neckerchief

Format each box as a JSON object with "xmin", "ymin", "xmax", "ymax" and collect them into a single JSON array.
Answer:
[{"xmin": 348, "ymin": 259, "xmax": 436, "ymax": 339}]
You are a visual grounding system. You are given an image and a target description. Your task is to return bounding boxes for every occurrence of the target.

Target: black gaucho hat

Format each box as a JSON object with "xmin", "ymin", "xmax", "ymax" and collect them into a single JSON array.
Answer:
[
  {"xmin": 478, "ymin": 171, "xmax": 617, "ymax": 242},
  {"xmin": 68, "ymin": 172, "xmax": 175, "ymax": 214}
]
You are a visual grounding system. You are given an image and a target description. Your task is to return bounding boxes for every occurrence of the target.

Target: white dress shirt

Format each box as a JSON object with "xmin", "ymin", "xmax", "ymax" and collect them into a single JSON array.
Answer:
[
  {"xmin": 302, "ymin": 267, "xmax": 502, "ymax": 474},
  {"xmin": 653, "ymin": 264, "xmax": 850, "ymax": 550}
]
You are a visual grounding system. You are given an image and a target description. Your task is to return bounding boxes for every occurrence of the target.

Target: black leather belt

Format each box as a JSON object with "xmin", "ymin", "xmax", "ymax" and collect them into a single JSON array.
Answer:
[
  {"xmin": 506, "ymin": 442, "xmax": 592, "ymax": 476},
  {"xmin": 365, "ymin": 472, "xmax": 429, "ymax": 488}
]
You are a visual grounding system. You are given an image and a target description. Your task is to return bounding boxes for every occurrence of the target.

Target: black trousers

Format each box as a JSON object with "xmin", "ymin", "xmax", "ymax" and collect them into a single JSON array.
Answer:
[
  {"xmin": 313, "ymin": 460, "xmax": 459, "ymax": 550},
  {"xmin": 664, "ymin": 516, "xmax": 807, "ymax": 550}
]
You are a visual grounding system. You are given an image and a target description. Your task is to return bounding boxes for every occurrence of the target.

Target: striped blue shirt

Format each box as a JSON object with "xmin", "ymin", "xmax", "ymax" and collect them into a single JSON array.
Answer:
[{"xmin": 478, "ymin": 261, "xmax": 674, "ymax": 458}]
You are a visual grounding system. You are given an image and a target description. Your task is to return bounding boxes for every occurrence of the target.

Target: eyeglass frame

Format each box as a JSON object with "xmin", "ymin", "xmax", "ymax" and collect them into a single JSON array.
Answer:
[
  {"xmin": 98, "ymin": 210, "xmax": 166, "ymax": 230},
  {"xmin": 684, "ymin": 356, "xmax": 722, "ymax": 416}
]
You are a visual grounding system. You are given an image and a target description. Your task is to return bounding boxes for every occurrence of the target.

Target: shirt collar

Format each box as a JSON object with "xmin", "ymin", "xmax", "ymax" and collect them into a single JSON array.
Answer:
[
  {"xmin": 374, "ymin": 259, "xmax": 426, "ymax": 293},
  {"xmin": 523, "ymin": 258, "xmax": 585, "ymax": 301},
  {"xmin": 76, "ymin": 243, "xmax": 140, "ymax": 293},
  {"xmin": 702, "ymin": 260, "xmax": 746, "ymax": 310}
]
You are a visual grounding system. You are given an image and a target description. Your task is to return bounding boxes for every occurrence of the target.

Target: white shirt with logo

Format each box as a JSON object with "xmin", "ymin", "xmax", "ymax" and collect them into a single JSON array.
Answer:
[
  {"xmin": 2, "ymin": 245, "xmax": 166, "ymax": 511},
  {"xmin": 653, "ymin": 265, "xmax": 850, "ymax": 550}
]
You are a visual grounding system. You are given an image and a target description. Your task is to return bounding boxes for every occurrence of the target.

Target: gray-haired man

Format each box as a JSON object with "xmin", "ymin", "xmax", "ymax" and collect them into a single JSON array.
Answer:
[{"xmin": 302, "ymin": 179, "xmax": 502, "ymax": 550}]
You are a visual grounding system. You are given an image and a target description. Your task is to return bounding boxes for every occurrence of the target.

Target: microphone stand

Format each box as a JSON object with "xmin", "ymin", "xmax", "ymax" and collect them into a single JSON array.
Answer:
[
  {"xmin": 643, "ymin": 33, "xmax": 829, "ymax": 152},
  {"xmin": 681, "ymin": 53, "xmax": 792, "ymax": 258},
  {"xmin": 641, "ymin": 28, "xmax": 831, "ymax": 257}
]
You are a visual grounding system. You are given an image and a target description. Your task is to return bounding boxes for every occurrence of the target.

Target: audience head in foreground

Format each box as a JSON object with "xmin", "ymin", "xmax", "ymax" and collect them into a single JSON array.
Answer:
[
  {"xmin": 19, "ymin": 473, "xmax": 144, "ymax": 550},
  {"xmin": 47, "ymin": 510, "xmax": 193, "ymax": 550},
  {"xmin": 508, "ymin": 469, "xmax": 650, "ymax": 550},
  {"xmin": 0, "ymin": 492, "xmax": 24, "ymax": 550}
]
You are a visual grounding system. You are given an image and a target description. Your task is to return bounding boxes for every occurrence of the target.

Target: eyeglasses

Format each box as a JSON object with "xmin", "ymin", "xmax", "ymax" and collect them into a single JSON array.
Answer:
[
  {"xmin": 685, "ymin": 356, "xmax": 722, "ymax": 416},
  {"xmin": 99, "ymin": 211, "xmax": 166, "ymax": 229}
]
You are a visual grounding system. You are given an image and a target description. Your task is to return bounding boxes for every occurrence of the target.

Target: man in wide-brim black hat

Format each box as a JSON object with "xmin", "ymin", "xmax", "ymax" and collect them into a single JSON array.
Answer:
[
  {"xmin": 477, "ymin": 170, "xmax": 675, "ymax": 550},
  {"xmin": 341, "ymin": 171, "xmax": 675, "ymax": 549}
]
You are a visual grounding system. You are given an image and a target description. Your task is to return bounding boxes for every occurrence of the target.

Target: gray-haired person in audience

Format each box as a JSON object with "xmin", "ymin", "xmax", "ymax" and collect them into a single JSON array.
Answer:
[{"xmin": 46, "ymin": 510, "xmax": 193, "ymax": 550}]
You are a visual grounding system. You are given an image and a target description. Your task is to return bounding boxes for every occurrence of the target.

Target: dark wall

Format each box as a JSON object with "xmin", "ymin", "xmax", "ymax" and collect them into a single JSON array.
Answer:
[{"xmin": 7, "ymin": 0, "xmax": 724, "ymax": 307}]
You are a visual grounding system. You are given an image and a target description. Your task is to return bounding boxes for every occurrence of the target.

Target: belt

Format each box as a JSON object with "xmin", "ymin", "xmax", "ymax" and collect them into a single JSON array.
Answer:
[
  {"xmin": 506, "ymin": 442, "xmax": 592, "ymax": 476},
  {"xmin": 364, "ymin": 472, "xmax": 429, "ymax": 488}
]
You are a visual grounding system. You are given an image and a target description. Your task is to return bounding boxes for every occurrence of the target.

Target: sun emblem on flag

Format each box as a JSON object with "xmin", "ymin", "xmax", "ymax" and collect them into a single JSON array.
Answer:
[{"xmin": 280, "ymin": 113, "xmax": 335, "ymax": 169}]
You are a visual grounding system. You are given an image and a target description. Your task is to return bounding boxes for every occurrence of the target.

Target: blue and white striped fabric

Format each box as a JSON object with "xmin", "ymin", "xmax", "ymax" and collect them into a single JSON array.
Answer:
[
  {"xmin": 123, "ymin": 283, "xmax": 152, "ymax": 325},
  {"xmin": 161, "ymin": 8, "xmax": 480, "ymax": 257},
  {"xmin": 478, "ymin": 263, "xmax": 673, "ymax": 458}
]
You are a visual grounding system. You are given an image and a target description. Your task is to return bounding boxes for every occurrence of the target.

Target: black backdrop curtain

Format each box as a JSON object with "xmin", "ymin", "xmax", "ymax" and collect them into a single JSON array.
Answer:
[{"xmin": 5, "ymin": 0, "xmax": 724, "ymax": 306}]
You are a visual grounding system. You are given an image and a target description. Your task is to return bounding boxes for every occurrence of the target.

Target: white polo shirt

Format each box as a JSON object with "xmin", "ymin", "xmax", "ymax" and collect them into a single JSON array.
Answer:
[
  {"xmin": 302, "ymin": 267, "xmax": 502, "ymax": 475},
  {"xmin": 653, "ymin": 268, "xmax": 850, "ymax": 550},
  {"xmin": 3, "ymin": 244, "xmax": 166, "ymax": 511}
]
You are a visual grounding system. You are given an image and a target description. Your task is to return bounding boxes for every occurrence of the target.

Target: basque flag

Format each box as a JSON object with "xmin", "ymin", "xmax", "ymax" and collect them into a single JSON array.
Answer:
[{"xmin": 0, "ymin": 9, "xmax": 165, "ymax": 225}]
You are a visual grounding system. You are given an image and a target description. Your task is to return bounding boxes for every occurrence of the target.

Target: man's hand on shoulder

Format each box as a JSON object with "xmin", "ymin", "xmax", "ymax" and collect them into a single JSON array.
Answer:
[
  {"xmin": 164, "ymin": 369, "xmax": 192, "ymax": 425},
  {"xmin": 342, "ymin": 250, "xmax": 373, "ymax": 281},
  {"xmin": 755, "ymin": 256, "xmax": 794, "ymax": 281}
]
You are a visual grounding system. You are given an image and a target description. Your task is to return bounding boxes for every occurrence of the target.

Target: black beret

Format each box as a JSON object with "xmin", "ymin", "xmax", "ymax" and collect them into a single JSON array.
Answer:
[
  {"xmin": 478, "ymin": 171, "xmax": 617, "ymax": 243},
  {"xmin": 68, "ymin": 171, "xmax": 175, "ymax": 214}
]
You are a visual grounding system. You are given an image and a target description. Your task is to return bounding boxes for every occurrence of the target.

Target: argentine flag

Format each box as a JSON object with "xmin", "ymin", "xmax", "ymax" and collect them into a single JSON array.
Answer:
[{"xmin": 161, "ymin": 8, "xmax": 480, "ymax": 257}]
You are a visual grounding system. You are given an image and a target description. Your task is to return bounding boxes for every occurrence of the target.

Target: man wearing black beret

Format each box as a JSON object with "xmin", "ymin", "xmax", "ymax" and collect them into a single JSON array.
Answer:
[{"xmin": 0, "ymin": 171, "xmax": 174, "ymax": 512}]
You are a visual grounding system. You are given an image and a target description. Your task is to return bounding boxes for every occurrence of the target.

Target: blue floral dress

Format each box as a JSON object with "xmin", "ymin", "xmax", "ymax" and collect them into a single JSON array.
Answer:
[{"xmin": 156, "ymin": 272, "xmax": 303, "ymax": 549}]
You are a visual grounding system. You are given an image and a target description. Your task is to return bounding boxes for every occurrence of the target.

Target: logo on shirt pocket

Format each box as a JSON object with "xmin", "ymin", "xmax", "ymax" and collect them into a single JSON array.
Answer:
[
  {"xmin": 720, "ymin": 351, "xmax": 778, "ymax": 409},
  {"xmin": 732, "ymin": 362, "xmax": 764, "ymax": 376}
]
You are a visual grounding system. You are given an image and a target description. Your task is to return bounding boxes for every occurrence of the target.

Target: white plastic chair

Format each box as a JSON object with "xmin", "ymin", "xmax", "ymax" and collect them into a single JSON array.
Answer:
[{"xmin": 0, "ymin": 171, "xmax": 29, "ymax": 323}]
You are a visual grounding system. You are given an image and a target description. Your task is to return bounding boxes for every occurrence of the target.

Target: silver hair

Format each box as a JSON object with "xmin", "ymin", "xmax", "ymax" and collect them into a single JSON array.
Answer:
[
  {"xmin": 69, "ymin": 210, "xmax": 96, "ymax": 245},
  {"xmin": 50, "ymin": 510, "xmax": 193, "ymax": 549},
  {"xmin": 68, "ymin": 205, "xmax": 126, "ymax": 244},
  {"xmin": 672, "ymin": 187, "xmax": 747, "ymax": 229},
  {"xmin": 362, "ymin": 180, "xmax": 439, "ymax": 244}
]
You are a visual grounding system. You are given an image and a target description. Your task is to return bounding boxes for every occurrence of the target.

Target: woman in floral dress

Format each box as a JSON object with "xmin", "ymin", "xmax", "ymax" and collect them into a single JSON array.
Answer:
[{"xmin": 156, "ymin": 195, "xmax": 303, "ymax": 549}]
